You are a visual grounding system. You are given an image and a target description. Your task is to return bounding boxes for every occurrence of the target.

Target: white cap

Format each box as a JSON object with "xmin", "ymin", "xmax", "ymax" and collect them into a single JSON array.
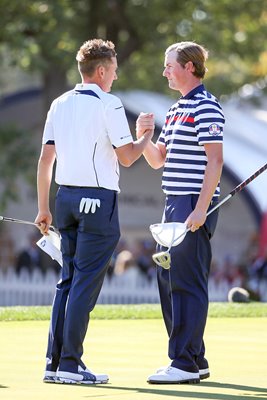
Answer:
[{"xmin": 150, "ymin": 222, "xmax": 187, "ymax": 248}]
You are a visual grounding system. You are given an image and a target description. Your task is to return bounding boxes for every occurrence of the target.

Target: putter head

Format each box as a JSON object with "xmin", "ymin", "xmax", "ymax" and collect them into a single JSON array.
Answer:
[{"xmin": 152, "ymin": 250, "xmax": 171, "ymax": 269}]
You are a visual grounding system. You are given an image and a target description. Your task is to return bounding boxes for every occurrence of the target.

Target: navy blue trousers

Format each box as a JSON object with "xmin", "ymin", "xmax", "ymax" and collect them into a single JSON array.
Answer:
[
  {"xmin": 157, "ymin": 194, "xmax": 219, "ymax": 373},
  {"xmin": 46, "ymin": 186, "xmax": 120, "ymax": 373}
]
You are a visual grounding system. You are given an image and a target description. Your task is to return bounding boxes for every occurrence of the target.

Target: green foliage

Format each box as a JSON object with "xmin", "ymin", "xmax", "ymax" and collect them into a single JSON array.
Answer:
[
  {"xmin": 0, "ymin": 0, "xmax": 76, "ymax": 71},
  {"xmin": 114, "ymin": 0, "xmax": 267, "ymax": 97},
  {"xmin": 0, "ymin": 0, "xmax": 267, "ymax": 210},
  {"xmin": 0, "ymin": 0, "xmax": 267, "ymax": 98},
  {"xmin": 0, "ymin": 125, "xmax": 36, "ymax": 212}
]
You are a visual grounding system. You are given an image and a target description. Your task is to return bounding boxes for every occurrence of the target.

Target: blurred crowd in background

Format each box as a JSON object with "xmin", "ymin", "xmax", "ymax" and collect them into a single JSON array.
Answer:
[
  {"xmin": 209, "ymin": 232, "xmax": 267, "ymax": 301},
  {"xmin": 111, "ymin": 233, "xmax": 267, "ymax": 301},
  {"xmin": 0, "ymin": 229, "xmax": 267, "ymax": 302}
]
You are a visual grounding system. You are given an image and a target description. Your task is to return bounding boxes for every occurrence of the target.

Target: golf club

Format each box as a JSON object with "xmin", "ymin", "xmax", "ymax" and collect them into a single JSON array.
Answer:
[
  {"xmin": 0, "ymin": 215, "xmax": 59, "ymax": 235},
  {"xmin": 150, "ymin": 162, "xmax": 267, "ymax": 269}
]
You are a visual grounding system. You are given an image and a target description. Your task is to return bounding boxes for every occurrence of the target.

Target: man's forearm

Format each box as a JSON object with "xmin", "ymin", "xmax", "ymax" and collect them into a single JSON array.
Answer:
[
  {"xmin": 116, "ymin": 130, "xmax": 154, "ymax": 167},
  {"xmin": 130, "ymin": 131, "xmax": 154, "ymax": 165},
  {"xmin": 196, "ymin": 157, "xmax": 223, "ymax": 213},
  {"xmin": 142, "ymin": 141, "xmax": 165, "ymax": 169},
  {"xmin": 37, "ymin": 159, "xmax": 53, "ymax": 212}
]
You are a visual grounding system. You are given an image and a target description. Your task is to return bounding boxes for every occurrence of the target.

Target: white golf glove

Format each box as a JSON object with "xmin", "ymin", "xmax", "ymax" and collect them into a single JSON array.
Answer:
[{"xmin": 79, "ymin": 198, "xmax": 101, "ymax": 214}]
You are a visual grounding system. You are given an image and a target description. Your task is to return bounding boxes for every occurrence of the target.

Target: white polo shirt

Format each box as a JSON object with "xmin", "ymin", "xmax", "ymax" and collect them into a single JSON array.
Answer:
[{"xmin": 42, "ymin": 83, "xmax": 133, "ymax": 191}]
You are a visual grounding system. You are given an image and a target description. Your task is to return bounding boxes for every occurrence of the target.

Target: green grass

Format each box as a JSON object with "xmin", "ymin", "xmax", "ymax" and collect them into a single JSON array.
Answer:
[
  {"xmin": 1, "ymin": 302, "xmax": 267, "ymax": 321},
  {"xmin": 1, "ymin": 318, "xmax": 267, "ymax": 400}
]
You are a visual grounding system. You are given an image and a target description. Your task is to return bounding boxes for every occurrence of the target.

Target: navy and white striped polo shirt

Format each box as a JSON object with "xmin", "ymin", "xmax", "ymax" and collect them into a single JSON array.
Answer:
[{"xmin": 157, "ymin": 84, "xmax": 224, "ymax": 196}]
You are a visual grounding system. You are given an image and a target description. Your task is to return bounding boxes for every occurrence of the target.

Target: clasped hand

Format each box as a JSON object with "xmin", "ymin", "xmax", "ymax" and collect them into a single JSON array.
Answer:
[{"xmin": 136, "ymin": 112, "xmax": 155, "ymax": 139}]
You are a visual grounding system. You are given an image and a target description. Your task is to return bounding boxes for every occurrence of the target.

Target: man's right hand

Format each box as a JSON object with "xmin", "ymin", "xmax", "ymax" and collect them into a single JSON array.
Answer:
[
  {"xmin": 136, "ymin": 112, "xmax": 155, "ymax": 139},
  {"xmin": 34, "ymin": 211, "xmax": 52, "ymax": 235}
]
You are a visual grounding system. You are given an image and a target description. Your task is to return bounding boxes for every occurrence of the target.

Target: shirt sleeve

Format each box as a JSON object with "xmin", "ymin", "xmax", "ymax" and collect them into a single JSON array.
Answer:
[
  {"xmin": 157, "ymin": 129, "xmax": 166, "ymax": 145},
  {"xmin": 156, "ymin": 111, "xmax": 171, "ymax": 146},
  {"xmin": 104, "ymin": 96, "xmax": 133, "ymax": 148},
  {"xmin": 42, "ymin": 103, "xmax": 55, "ymax": 145},
  {"xmin": 195, "ymin": 98, "xmax": 224, "ymax": 145}
]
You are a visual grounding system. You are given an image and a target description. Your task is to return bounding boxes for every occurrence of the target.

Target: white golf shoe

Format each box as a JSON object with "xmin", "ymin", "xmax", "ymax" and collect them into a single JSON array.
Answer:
[
  {"xmin": 156, "ymin": 364, "xmax": 210, "ymax": 380},
  {"xmin": 147, "ymin": 366, "xmax": 200, "ymax": 384},
  {"xmin": 43, "ymin": 358, "xmax": 57, "ymax": 383},
  {"xmin": 56, "ymin": 366, "xmax": 109, "ymax": 384},
  {"xmin": 43, "ymin": 370, "xmax": 57, "ymax": 383}
]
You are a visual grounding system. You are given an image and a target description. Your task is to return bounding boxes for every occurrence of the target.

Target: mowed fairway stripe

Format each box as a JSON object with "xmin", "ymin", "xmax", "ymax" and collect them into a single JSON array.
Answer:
[{"xmin": 0, "ymin": 318, "xmax": 267, "ymax": 400}]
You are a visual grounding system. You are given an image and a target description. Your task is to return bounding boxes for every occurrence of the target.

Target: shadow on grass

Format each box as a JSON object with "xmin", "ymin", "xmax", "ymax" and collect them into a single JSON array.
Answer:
[
  {"xmin": 201, "ymin": 381, "xmax": 267, "ymax": 393},
  {"xmin": 81, "ymin": 382, "xmax": 267, "ymax": 400}
]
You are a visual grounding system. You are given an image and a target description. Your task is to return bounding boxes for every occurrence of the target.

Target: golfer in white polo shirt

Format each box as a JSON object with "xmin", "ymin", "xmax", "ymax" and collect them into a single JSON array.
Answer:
[{"xmin": 35, "ymin": 38, "xmax": 154, "ymax": 385}]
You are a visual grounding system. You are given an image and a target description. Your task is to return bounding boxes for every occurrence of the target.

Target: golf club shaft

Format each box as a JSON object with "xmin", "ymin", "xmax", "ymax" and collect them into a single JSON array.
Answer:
[
  {"xmin": 230, "ymin": 162, "xmax": 267, "ymax": 196},
  {"xmin": 153, "ymin": 162, "xmax": 267, "ymax": 267},
  {"xmin": 175, "ymin": 162, "xmax": 267, "ymax": 241},
  {"xmin": 0, "ymin": 216, "xmax": 38, "ymax": 226},
  {"xmin": 207, "ymin": 162, "xmax": 267, "ymax": 217},
  {"xmin": 181, "ymin": 195, "xmax": 231, "ymax": 237},
  {"xmin": 0, "ymin": 215, "xmax": 58, "ymax": 233}
]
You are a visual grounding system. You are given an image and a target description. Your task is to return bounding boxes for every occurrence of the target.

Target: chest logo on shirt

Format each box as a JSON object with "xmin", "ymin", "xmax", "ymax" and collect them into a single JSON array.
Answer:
[{"xmin": 208, "ymin": 123, "xmax": 221, "ymax": 136}]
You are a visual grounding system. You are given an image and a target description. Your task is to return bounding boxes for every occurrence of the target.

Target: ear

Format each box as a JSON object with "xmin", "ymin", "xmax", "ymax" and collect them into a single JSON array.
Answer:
[
  {"xmin": 185, "ymin": 61, "xmax": 195, "ymax": 73},
  {"xmin": 96, "ymin": 64, "xmax": 106, "ymax": 79}
]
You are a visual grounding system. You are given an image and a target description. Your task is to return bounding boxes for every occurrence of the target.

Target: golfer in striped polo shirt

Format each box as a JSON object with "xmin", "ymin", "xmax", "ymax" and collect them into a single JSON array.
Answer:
[{"xmin": 137, "ymin": 41, "xmax": 224, "ymax": 384}]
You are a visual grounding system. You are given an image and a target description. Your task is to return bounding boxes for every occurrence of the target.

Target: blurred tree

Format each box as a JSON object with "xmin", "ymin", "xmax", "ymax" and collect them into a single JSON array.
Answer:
[
  {"xmin": 0, "ymin": 0, "xmax": 267, "ymax": 210},
  {"xmin": 0, "ymin": 126, "xmax": 36, "ymax": 212},
  {"xmin": 0, "ymin": 0, "xmax": 163, "ymax": 110},
  {"xmin": 1, "ymin": 0, "xmax": 267, "ymax": 102},
  {"xmin": 114, "ymin": 0, "xmax": 267, "ymax": 97}
]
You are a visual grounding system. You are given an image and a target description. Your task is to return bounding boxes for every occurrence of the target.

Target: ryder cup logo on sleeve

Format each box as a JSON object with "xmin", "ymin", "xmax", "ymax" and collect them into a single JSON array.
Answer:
[
  {"xmin": 208, "ymin": 123, "xmax": 221, "ymax": 136},
  {"xmin": 79, "ymin": 198, "xmax": 101, "ymax": 214}
]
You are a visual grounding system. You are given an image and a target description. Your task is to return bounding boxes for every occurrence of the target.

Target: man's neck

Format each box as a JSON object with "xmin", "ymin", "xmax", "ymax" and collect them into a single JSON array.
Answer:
[{"xmin": 179, "ymin": 79, "xmax": 202, "ymax": 97}]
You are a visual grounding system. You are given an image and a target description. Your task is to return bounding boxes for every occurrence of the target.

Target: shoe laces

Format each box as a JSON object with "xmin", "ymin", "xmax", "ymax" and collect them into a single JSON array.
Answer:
[{"xmin": 164, "ymin": 366, "xmax": 174, "ymax": 373}]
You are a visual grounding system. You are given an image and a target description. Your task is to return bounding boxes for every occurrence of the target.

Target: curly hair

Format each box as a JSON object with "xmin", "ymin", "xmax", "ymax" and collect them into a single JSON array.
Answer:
[{"xmin": 76, "ymin": 39, "xmax": 116, "ymax": 77}]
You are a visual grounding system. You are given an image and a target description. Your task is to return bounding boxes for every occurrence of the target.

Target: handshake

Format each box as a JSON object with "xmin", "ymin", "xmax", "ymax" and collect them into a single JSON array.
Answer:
[{"xmin": 136, "ymin": 112, "xmax": 155, "ymax": 140}]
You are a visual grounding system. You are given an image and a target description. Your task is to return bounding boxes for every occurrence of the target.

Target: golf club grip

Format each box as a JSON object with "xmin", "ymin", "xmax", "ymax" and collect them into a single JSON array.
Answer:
[{"xmin": 229, "ymin": 162, "xmax": 267, "ymax": 196}]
